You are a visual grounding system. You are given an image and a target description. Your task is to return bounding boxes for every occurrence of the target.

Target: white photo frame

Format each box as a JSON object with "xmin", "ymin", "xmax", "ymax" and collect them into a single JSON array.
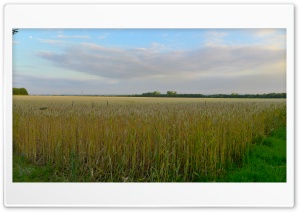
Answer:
[{"xmin": 4, "ymin": 3, "xmax": 294, "ymax": 207}]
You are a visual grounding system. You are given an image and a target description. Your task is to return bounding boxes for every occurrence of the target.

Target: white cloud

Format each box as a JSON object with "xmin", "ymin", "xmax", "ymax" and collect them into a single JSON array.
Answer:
[
  {"xmin": 98, "ymin": 33, "xmax": 109, "ymax": 39},
  {"xmin": 261, "ymin": 33, "xmax": 286, "ymax": 49},
  {"xmin": 149, "ymin": 42, "xmax": 166, "ymax": 52},
  {"xmin": 253, "ymin": 29, "xmax": 278, "ymax": 37},
  {"xmin": 248, "ymin": 29, "xmax": 286, "ymax": 49},
  {"xmin": 36, "ymin": 38, "xmax": 66, "ymax": 44},
  {"xmin": 204, "ymin": 31, "xmax": 228, "ymax": 46},
  {"xmin": 57, "ymin": 35, "xmax": 90, "ymax": 39}
]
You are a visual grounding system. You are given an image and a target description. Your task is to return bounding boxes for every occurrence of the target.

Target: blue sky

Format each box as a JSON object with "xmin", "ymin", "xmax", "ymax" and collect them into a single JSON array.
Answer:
[{"xmin": 13, "ymin": 29, "xmax": 286, "ymax": 95}]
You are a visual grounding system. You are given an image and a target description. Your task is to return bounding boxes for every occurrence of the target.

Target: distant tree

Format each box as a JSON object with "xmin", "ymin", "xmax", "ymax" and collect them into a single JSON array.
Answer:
[
  {"xmin": 19, "ymin": 88, "xmax": 29, "ymax": 95},
  {"xmin": 12, "ymin": 29, "xmax": 18, "ymax": 35},
  {"xmin": 13, "ymin": 87, "xmax": 29, "ymax": 95},
  {"xmin": 167, "ymin": 91, "xmax": 177, "ymax": 96},
  {"xmin": 153, "ymin": 91, "xmax": 161, "ymax": 96},
  {"xmin": 141, "ymin": 91, "xmax": 162, "ymax": 97},
  {"xmin": 13, "ymin": 88, "xmax": 20, "ymax": 95}
]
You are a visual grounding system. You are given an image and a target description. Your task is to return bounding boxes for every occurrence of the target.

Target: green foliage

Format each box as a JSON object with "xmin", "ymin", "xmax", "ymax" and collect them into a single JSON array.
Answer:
[
  {"xmin": 141, "ymin": 91, "xmax": 161, "ymax": 96},
  {"xmin": 12, "ymin": 29, "xmax": 18, "ymax": 35},
  {"xmin": 217, "ymin": 127, "xmax": 286, "ymax": 182},
  {"xmin": 139, "ymin": 92, "xmax": 286, "ymax": 98},
  {"xmin": 13, "ymin": 87, "xmax": 29, "ymax": 95},
  {"xmin": 13, "ymin": 88, "xmax": 20, "ymax": 95},
  {"xmin": 13, "ymin": 154, "xmax": 55, "ymax": 182},
  {"xmin": 167, "ymin": 91, "xmax": 177, "ymax": 96}
]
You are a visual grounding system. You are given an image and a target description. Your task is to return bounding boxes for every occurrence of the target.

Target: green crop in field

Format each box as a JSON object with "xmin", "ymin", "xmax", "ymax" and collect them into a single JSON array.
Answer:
[{"xmin": 13, "ymin": 96, "xmax": 286, "ymax": 182}]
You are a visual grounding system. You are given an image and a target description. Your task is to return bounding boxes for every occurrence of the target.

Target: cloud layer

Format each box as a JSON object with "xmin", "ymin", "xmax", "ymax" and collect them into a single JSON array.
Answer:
[{"xmin": 36, "ymin": 42, "xmax": 285, "ymax": 82}]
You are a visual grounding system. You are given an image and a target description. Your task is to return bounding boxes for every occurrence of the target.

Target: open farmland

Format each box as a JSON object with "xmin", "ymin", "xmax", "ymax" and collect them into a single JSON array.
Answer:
[{"xmin": 13, "ymin": 96, "xmax": 286, "ymax": 182}]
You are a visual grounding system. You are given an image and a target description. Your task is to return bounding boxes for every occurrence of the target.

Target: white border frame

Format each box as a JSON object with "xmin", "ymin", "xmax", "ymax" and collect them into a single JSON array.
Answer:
[{"xmin": 3, "ymin": 4, "xmax": 294, "ymax": 207}]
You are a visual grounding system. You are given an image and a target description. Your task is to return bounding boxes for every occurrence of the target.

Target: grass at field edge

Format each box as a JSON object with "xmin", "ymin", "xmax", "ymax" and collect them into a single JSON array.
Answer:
[{"xmin": 216, "ymin": 127, "xmax": 286, "ymax": 182}]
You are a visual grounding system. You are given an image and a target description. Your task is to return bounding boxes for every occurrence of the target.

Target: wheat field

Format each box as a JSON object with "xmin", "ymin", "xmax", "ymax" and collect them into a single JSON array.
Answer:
[{"xmin": 13, "ymin": 96, "xmax": 286, "ymax": 182}]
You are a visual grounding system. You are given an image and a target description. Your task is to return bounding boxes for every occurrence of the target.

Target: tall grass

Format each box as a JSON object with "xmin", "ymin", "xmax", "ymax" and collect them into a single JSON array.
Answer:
[{"xmin": 13, "ymin": 97, "xmax": 286, "ymax": 182}]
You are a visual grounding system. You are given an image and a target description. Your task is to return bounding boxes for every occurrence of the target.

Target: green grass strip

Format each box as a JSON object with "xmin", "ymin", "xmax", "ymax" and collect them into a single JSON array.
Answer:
[{"xmin": 217, "ymin": 127, "xmax": 286, "ymax": 182}]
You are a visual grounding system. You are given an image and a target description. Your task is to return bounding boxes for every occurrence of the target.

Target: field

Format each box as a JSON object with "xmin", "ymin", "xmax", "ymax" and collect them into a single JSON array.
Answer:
[{"xmin": 13, "ymin": 96, "xmax": 286, "ymax": 182}]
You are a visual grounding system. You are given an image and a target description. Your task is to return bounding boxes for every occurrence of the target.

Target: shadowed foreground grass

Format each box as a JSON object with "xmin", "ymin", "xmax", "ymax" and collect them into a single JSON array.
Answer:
[{"xmin": 13, "ymin": 127, "xmax": 286, "ymax": 182}]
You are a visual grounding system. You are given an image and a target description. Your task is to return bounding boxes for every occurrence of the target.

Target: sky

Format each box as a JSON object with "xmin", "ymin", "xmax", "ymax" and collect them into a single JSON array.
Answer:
[{"xmin": 12, "ymin": 28, "xmax": 286, "ymax": 95}]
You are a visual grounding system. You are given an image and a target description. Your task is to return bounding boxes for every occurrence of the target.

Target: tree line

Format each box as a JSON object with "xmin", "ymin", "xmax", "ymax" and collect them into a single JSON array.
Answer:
[{"xmin": 137, "ymin": 91, "xmax": 286, "ymax": 98}]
